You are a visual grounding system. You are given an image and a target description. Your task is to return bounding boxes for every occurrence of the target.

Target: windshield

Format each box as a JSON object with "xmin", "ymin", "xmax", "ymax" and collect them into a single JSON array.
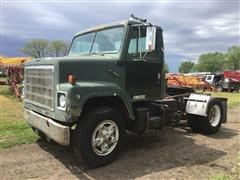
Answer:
[{"xmin": 69, "ymin": 26, "xmax": 124, "ymax": 56}]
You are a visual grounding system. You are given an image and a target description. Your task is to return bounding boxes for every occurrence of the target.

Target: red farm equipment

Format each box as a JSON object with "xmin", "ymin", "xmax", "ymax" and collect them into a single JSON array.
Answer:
[{"xmin": 0, "ymin": 56, "xmax": 32, "ymax": 98}]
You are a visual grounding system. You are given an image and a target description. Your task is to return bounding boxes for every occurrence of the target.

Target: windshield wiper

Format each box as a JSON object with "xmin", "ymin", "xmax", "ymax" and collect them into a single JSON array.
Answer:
[{"xmin": 90, "ymin": 51, "xmax": 104, "ymax": 56}]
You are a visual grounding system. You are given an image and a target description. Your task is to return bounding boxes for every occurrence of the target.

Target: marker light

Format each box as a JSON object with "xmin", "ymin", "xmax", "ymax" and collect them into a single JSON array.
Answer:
[{"xmin": 68, "ymin": 75, "xmax": 76, "ymax": 84}]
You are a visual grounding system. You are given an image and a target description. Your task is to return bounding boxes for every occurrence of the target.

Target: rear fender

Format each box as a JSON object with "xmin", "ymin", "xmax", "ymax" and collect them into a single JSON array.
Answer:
[{"xmin": 186, "ymin": 93, "xmax": 227, "ymax": 123}]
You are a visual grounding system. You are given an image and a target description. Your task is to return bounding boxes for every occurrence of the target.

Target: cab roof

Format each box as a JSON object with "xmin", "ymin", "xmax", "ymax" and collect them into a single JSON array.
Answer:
[{"xmin": 74, "ymin": 19, "xmax": 162, "ymax": 37}]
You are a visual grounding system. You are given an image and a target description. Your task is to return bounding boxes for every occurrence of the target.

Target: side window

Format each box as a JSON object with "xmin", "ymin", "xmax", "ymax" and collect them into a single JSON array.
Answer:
[
  {"xmin": 128, "ymin": 38, "xmax": 137, "ymax": 54},
  {"xmin": 207, "ymin": 76, "xmax": 212, "ymax": 80},
  {"xmin": 128, "ymin": 37, "xmax": 146, "ymax": 54},
  {"xmin": 127, "ymin": 27, "xmax": 158, "ymax": 60}
]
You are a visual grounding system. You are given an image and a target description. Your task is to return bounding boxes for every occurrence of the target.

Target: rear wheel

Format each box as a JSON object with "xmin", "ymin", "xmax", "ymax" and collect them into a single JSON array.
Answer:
[
  {"xmin": 73, "ymin": 107, "xmax": 125, "ymax": 168},
  {"xmin": 187, "ymin": 99, "xmax": 223, "ymax": 134},
  {"xmin": 235, "ymin": 86, "xmax": 240, "ymax": 93},
  {"xmin": 199, "ymin": 99, "xmax": 223, "ymax": 134},
  {"xmin": 216, "ymin": 85, "xmax": 223, "ymax": 92},
  {"xmin": 187, "ymin": 114, "xmax": 200, "ymax": 132}
]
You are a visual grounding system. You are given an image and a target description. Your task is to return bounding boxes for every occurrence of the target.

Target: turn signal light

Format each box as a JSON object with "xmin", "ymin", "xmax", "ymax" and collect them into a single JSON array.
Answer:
[{"xmin": 68, "ymin": 75, "xmax": 76, "ymax": 84}]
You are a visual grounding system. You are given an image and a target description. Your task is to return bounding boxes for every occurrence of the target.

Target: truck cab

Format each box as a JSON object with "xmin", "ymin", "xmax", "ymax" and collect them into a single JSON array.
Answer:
[
  {"xmin": 204, "ymin": 73, "xmax": 240, "ymax": 92},
  {"xmin": 205, "ymin": 74, "xmax": 215, "ymax": 84},
  {"xmin": 24, "ymin": 15, "xmax": 227, "ymax": 168}
]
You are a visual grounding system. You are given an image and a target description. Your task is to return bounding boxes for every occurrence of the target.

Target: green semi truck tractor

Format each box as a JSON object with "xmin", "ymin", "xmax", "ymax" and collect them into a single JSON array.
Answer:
[{"xmin": 24, "ymin": 15, "xmax": 227, "ymax": 168}]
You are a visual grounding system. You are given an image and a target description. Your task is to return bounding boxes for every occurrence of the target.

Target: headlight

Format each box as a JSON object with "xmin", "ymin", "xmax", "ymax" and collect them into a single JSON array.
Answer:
[{"xmin": 58, "ymin": 93, "xmax": 66, "ymax": 108}]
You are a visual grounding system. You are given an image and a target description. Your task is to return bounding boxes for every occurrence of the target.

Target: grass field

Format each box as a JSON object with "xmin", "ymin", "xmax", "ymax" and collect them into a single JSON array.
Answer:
[
  {"xmin": 0, "ymin": 86, "xmax": 37, "ymax": 149},
  {"xmin": 202, "ymin": 91, "xmax": 240, "ymax": 108},
  {"xmin": 0, "ymin": 85, "xmax": 239, "ymax": 149}
]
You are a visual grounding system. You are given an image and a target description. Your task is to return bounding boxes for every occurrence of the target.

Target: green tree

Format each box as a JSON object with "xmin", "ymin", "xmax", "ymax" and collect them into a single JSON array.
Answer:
[
  {"xmin": 48, "ymin": 40, "xmax": 69, "ymax": 57},
  {"xmin": 226, "ymin": 46, "xmax": 240, "ymax": 70},
  {"xmin": 179, "ymin": 61, "xmax": 195, "ymax": 73},
  {"xmin": 21, "ymin": 39, "xmax": 48, "ymax": 58},
  {"xmin": 164, "ymin": 63, "xmax": 169, "ymax": 73},
  {"xmin": 194, "ymin": 52, "xmax": 225, "ymax": 72}
]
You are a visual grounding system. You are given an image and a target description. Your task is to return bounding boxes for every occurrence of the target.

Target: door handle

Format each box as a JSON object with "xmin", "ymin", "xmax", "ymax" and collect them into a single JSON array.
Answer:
[{"xmin": 108, "ymin": 69, "xmax": 120, "ymax": 77}]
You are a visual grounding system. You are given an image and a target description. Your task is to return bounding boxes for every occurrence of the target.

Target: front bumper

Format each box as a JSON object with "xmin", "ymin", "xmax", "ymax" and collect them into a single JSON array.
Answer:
[{"xmin": 24, "ymin": 109, "xmax": 70, "ymax": 145}]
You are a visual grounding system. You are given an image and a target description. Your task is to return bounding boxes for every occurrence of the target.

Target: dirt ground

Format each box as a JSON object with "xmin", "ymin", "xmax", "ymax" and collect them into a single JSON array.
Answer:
[{"xmin": 1, "ymin": 107, "xmax": 240, "ymax": 180}]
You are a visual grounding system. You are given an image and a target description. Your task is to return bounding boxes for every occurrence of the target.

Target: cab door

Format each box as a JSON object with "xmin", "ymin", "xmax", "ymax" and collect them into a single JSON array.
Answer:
[{"xmin": 124, "ymin": 26, "xmax": 165, "ymax": 100}]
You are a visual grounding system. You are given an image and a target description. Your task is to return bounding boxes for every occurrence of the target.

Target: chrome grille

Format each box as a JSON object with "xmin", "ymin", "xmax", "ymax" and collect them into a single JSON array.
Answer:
[{"xmin": 25, "ymin": 66, "xmax": 54, "ymax": 110}]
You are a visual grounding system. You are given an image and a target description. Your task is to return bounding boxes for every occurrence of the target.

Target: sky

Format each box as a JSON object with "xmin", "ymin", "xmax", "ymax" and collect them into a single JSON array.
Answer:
[{"xmin": 0, "ymin": 0, "xmax": 239, "ymax": 72}]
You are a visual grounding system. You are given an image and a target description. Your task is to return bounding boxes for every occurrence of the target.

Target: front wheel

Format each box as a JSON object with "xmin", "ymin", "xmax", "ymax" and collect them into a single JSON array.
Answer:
[{"xmin": 72, "ymin": 107, "xmax": 125, "ymax": 168}]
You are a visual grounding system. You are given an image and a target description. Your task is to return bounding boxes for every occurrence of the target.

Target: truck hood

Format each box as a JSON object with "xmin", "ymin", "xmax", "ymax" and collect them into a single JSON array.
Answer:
[
  {"xmin": 24, "ymin": 55, "xmax": 122, "ymax": 84},
  {"xmin": 24, "ymin": 55, "xmax": 118, "ymax": 66}
]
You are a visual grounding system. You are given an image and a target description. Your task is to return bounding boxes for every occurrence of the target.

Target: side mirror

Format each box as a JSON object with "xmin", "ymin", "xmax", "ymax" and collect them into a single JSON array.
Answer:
[{"xmin": 145, "ymin": 26, "xmax": 156, "ymax": 52}]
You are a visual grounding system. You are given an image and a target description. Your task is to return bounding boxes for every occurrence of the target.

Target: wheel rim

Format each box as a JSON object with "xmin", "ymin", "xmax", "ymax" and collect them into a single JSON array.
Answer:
[
  {"xmin": 209, "ymin": 105, "xmax": 221, "ymax": 127},
  {"xmin": 217, "ymin": 86, "xmax": 222, "ymax": 92},
  {"xmin": 91, "ymin": 120, "xmax": 119, "ymax": 156}
]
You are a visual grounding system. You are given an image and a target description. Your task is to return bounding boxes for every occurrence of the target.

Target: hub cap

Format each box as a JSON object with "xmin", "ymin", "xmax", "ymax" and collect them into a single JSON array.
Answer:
[
  {"xmin": 91, "ymin": 120, "xmax": 119, "ymax": 156},
  {"xmin": 209, "ymin": 105, "xmax": 221, "ymax": 127}
]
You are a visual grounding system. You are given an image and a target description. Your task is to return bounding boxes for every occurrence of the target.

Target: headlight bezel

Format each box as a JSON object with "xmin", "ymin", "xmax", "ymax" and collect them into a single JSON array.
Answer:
[{"xmin": 57, "ymin": 91, "xmax": 67, "ymax": 110}]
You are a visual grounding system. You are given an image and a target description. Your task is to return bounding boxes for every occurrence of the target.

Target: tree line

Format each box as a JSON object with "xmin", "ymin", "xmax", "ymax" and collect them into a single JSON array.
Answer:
[
  {"xmin": 21, "ymin": 39, "xmax": 69, "ymax": 58},
  {"xmin": 179, "ymin": 46, "xmax": 240, "ymax": 73}
]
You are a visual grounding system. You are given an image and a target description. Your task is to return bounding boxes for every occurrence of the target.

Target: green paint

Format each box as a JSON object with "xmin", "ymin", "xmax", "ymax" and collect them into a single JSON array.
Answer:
[{"xmin": 24, "ymin": 19, "xmax": 165, "ymax": 123}]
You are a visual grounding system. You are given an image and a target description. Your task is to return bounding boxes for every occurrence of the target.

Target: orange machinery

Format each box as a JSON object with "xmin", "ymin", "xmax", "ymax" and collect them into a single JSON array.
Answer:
[{"xmin": 167, "ymin": 74, "xmax": 215, "ymax": 91}]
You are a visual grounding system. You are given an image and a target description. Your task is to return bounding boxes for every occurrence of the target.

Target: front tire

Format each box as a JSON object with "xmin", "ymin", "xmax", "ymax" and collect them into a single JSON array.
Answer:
[{"xmin": 73, "ymin": 107, "xmax": 125, "ymax": 168}]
